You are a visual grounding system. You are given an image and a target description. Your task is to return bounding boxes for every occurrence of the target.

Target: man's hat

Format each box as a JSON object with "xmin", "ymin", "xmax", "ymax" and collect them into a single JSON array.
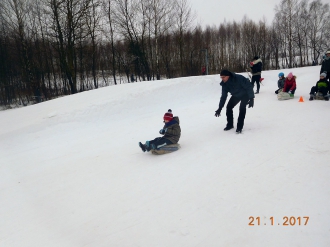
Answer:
[{"xmin": 220, "ymin": 69, "xmax": 232, "ymax": 76}]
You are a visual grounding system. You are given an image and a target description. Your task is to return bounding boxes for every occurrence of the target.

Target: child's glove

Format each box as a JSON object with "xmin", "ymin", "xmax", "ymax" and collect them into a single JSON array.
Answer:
[
  {"xmin": 288, "ymin": 90, "xmax": 292, "ymax": 94},
  {"xmin": 215, "ymin": 108, "xmax": 221, "ymax": 117},
  {"xmin": 159, "ymin": 129, "xmax": 166, "ymax": 134},
  {"xmin": 249, "ymin": 62, "xmax": 254, "ymax": 66},
  {"xmin": 247, "ymin": 98, "xmax": 254, "ymax": 108}
]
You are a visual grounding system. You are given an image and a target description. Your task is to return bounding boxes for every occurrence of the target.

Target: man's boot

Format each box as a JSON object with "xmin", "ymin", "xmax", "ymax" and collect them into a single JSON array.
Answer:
[{"xmin": 223, "ymin": 125, "xmax": 234, "ymax": 131}]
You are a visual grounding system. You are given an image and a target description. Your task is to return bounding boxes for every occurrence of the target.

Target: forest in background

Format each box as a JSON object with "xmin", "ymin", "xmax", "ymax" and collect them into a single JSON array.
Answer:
[{"xmin": 0, "ymin": 0, "xmax": 329, "ymax": 107}]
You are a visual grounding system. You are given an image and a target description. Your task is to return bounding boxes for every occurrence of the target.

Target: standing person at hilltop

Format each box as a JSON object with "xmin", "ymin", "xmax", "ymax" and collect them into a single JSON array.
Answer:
[
  {"xmin": 249, "ymin": 56, "xmax": 263, "ymax": 94},
  {"xmin": 214, "ymin": 69, "xmax": 255, "ymax": 134},
  {"xmin": 321, "ymin": 50, "xmax": 330, "ymax": 81}
]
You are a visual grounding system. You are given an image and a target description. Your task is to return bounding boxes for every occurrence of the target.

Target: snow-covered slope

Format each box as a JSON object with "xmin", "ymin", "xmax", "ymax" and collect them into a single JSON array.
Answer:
[{"xmin": 1, "ymin": 66, "xmax": 330, "ymax": 247}]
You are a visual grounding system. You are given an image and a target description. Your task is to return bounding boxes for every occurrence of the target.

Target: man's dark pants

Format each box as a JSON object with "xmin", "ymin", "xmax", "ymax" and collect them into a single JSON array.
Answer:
[
  {"xmin": 226, "ymin": 94, "xmax": 249, "ymax": 130},
  {"xmin": 251, "ymin": 75, "xmax": 261, "ymax": 92}
]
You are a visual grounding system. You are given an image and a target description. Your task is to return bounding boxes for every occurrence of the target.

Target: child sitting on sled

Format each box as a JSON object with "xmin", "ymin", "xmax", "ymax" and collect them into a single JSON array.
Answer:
[
  {"xmin": 282, "ymin": 72, "xmax": 297, "ymax": 96},
  {"xmin": 139, "ymin": 109, "xmax": 181, "ymax": 152},
  {"xmin": 275, "ymin": 72, "xmax": 285, "ymax": 94},
  {"xmin": 309, "ymin": 72, "xmax": 329, "ymax": 101}
]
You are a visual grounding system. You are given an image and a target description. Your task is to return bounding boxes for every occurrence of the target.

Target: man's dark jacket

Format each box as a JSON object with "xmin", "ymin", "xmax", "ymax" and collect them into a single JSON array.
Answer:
[
  {"xmin": 321, "ymin": 57, "xmax": 330, "ymax": 79},
  {"xmin": 218, "ymin": 72, "xmax": 255, "ymax": 109}
]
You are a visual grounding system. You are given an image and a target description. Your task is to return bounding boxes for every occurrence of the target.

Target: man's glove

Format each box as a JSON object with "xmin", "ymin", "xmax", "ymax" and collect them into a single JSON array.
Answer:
[
  {"xmin": 159, "ymin": 129, "xmax": 166, "ymax": 134},
  {"xmin": 247, "ymin": 98, "xmax": 254, "ymax": 108},
  {"xmin": 215, "ymin": 108, "xmax": 221, "ymax": 117}
]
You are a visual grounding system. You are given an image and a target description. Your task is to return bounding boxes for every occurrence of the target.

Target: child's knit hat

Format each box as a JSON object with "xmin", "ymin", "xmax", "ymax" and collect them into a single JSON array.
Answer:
[
  {"xmin": 163, "ymin": 109, "xmax": 173, "ymax": 121},
  {"xmin": 320, "ymin": 72, "xmax": 327, "ymax": 78},
  {"xmin": 287, "ymin": 72, "xmax": 293, "ymax": 79}
]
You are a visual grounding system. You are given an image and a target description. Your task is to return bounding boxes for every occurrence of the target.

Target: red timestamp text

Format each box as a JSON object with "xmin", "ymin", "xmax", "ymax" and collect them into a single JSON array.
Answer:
[{"xmin": 248, "ymin": 216, "xmax": 309, "ymax": 226}]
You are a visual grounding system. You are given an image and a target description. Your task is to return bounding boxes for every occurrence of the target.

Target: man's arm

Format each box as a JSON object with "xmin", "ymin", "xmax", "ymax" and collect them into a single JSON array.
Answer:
[{"xmin": 218, "ymin": 86, "xmax": 228, "ymax": 109}]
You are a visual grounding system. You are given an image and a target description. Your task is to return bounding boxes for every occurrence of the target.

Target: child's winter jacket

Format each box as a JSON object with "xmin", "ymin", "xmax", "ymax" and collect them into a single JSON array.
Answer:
[
  {"xmin": 163, "ymin": 117, "xmax": 181, "ymax": 143},
  {"xmin": 283, "ymin": 76, "xmax": 297, "ymax": 92}
]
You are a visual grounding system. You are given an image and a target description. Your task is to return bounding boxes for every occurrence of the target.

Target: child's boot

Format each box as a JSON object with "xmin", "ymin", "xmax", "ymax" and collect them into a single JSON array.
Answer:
[
  {"xmin": 139, "ymin": 142, "xmax": 146, "ymax": 152},
  {"xmin": 309, "ymin": 94, "xmax": 314, "ymax": 101},
  {"xmin": 144, "ymin": 141, "xmax": 153, "ymax": 152}
]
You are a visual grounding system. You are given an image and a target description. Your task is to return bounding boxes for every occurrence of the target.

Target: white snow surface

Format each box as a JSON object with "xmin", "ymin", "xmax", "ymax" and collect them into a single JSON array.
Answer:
[{"xmin": 1, "ymin": 66, "xmax": 330, "ymax": 247}]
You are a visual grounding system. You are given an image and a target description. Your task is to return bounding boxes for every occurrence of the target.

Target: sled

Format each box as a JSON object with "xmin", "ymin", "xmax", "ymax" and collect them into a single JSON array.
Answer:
[
  {"xmin": 315, "ymin": 92, "xmax": 326, "ymax": 100},
  {"xmin": 277, "ymin": 92, "xmax": 294, "ymax": 101},
  {"xmin": 151, "ymin": 144, "xmax": 181, "ymax": 155}
]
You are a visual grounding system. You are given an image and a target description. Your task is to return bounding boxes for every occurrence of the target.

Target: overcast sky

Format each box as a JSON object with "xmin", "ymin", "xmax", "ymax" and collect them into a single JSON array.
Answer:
[{"xmin": 189, "ymin": 0, "xmax": 281, "ymax": 27}]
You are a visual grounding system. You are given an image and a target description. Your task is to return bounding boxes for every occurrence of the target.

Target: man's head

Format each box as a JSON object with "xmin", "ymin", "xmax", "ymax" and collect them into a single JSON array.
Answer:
[
  {"xmin": 220, "ymin": 69, "xmax": 232, "ymax": 82},
  {"xmin": 320, "ymin": 72, "xmax": 327, "ymax": 79},
  {"xmin": 253, "ymin": 56, "xmax": 259, "ymax": 60}
]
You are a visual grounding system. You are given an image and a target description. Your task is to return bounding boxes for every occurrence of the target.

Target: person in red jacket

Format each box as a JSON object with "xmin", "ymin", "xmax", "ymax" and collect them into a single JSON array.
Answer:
[
  {"xmin": 282, "ymin": 72, "xmax": 297, "ymax": 96},
  {"xmin": 201, "ymin": 66, "xmax": 206, "ymax": 75}
]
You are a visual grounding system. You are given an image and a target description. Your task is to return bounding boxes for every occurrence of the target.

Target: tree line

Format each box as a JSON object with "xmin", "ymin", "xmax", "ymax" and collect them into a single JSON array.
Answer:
[{"xmin": 0, "ymin": 0, "xmax": 329, "ymax": 107}]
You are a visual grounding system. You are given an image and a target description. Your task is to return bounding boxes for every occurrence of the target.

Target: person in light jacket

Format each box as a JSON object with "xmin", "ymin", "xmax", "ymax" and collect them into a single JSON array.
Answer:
[{"xmin": 249, "ymin": 56, "xmax": 263, "ymax": 94}]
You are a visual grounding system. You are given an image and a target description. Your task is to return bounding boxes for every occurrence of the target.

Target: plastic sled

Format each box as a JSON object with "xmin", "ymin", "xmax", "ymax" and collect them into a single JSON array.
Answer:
[
  {"xmin": 151, "ymin": 144, "xmax": 181, "ymax": 155},
  {"xmin": 315, "ymin": 92, "xmax": 325, "ymax": 100},
  {"xmin": 277, "ymin": 92, "xmax": 294, "ymax": 101}
]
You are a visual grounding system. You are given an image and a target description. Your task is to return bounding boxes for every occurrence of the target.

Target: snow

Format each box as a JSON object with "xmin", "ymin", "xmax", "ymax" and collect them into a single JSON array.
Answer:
[{"xmin": 1, "ymin": 65, "xmax": 330, "ymax": 247}]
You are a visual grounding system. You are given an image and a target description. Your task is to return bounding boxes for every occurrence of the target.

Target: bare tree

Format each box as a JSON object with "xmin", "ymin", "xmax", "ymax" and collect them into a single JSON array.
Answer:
[
  {"xmin": 292, "ymin": 0, "xmax": 309, "ymax": 66},
  {"xmin": 268, "ymin": 24, "xmax": 281, "ymax": 69},
  {"xmin": 146, "ymin": 0, "xmax": 177, "ymax": 79},
  {"xmin": 2, "ymin": 0, "xmax": 38, "ymax": 103},
  {"xmin": 85, "ymin": 0, "xmax": 102, "ymax": 88},
  {"xmin": 113, "ymin": 0, "xmax": 150, "ymax": 81},
  {"xmin": 172, "ymin": 0, "xmax": 195, "ymax": 77},
  {"xmin": 45, "ymin": 0, "xmax": 92, "ymax": 94},
  {"xmin": 102, "ymin": 0, "xmax": 117, "ymax": 85},
  {"xmin": 274, "ymin": 0, "xmax": 299, "ymax": 68},
  {"xmin": 308, "ymin": 0, "xmax": 330, "ymax": 63}
]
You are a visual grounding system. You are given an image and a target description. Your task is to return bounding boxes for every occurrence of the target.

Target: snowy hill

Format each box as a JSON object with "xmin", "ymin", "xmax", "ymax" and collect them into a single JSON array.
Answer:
[{"xmin": 1, "ymin": 66, "xmax": 330, "ymax": 247}]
